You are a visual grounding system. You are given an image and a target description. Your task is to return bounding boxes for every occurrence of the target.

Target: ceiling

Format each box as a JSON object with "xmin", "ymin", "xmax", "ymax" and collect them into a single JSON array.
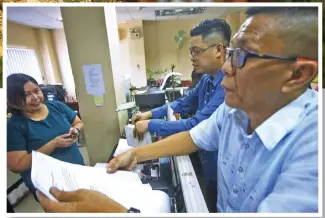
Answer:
[
  {"xmin": 7, "ymin": 7, "xmax": 63, "ymax": 29},
  {"xmin": 6, "ymin": 6, "xmax": 245, "ymax": 29},
  {"xmin": 116, "ymin": 7, "xmax": 245, "ymax": 23}
]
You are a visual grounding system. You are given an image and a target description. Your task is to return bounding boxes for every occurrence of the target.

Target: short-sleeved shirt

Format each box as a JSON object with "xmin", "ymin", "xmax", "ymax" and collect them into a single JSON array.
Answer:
[
  {"xmin": 190, "ymin": 89, "xmax": 318, "ymax": 212},
  {"xmin": 7, "ymin": 100, "xmax": 84, "ymax": 196}
]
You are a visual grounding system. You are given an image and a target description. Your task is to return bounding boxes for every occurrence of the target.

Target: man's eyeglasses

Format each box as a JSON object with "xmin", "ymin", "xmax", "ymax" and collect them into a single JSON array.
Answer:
[
  {"xmin": 189, "ymin": 43, "xmax": 219, "ymax": 59},
  {"xmin": 226, "ymin": 48, "xmax": 318, "ymax": 68}
]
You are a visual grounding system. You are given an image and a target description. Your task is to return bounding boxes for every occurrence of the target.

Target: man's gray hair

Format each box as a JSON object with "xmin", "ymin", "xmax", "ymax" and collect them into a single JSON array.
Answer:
[{"xmin": 246, "ymin": 7, "xmax": 318, "ymax": 60}]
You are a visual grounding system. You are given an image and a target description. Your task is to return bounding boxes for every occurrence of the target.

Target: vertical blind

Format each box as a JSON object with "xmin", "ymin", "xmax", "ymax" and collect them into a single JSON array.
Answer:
[{"xmin": 6, "ymin": 48, "xmax": 43, "ymax": 84}]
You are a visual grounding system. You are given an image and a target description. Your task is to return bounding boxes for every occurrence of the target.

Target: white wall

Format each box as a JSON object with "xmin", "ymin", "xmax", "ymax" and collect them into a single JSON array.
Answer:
[
  {"xmin": 52, "ymin": 28, "xmax": 76, "ymax": 97},
  {"xmin": 127, "ymin": 24, "xmax": 147, "ymax": 88},
  {"xmin": 118, "ymin": 20, "xmax": 147, "ymax": 88},
  {"xmin": 104, "ymin": 7, "xmax": 129, "ymax": 135}
]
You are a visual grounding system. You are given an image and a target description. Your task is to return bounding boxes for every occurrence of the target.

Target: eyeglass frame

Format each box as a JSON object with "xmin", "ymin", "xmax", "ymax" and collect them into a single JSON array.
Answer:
[
  {"xmin": 226, "ymin": 47, "xmax": 318, "ymax": 69},
  {"xmin": 189, "ymin": 43, "xmax": 223, "ymax": 59}
]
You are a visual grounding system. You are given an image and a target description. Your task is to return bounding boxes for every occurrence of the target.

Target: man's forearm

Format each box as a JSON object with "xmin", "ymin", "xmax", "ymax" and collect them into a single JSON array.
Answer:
[
  {"xmin": 133, "ymin": 131, "xmax": 199, "ymax": 162},
  {"xmin": 150, "ymin": 104, "xmax": 168, "ymax": 119}
]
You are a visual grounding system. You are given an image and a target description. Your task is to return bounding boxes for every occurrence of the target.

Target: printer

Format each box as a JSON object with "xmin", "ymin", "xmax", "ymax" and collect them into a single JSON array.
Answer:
[
  {"xmin": 134, "ymin": 90, "xmax": 166, "ymax": 112},
  {"xmin": 134, "ymin": 72, "xmax": 185, "ymax": 112},
  {"xmin": 139, "ymin": 156, "xmax": 208, "ymax": 213}
]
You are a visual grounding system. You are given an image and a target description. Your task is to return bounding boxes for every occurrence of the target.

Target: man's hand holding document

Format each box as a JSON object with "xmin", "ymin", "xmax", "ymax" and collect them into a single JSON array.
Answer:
[{"xmin": 125, "ymin": 124, "xmax": 152, "ymax": 146}]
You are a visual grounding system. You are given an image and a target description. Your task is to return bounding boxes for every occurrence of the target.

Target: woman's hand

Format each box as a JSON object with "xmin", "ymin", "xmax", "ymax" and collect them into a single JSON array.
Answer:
[
  {"xmin": 68, "ymin": 127, "xmax": 79, "ymax": 139},
  {"xmin": 37, "ymin": 187, "xmax": 127, "ymax": 213},
  {"xmin": 54, "ymin": 133, "xmax": 77, "ymax": 148}
]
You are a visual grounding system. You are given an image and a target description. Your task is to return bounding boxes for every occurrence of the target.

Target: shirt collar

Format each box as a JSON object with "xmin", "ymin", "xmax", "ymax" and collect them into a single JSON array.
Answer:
[
  {"xmin": 208, "ymin": 69, "xmax": 224, "ymax": 87},
  {"xmin": 228, "ymin": 89, "xmax": 318, "ymax": 151}
]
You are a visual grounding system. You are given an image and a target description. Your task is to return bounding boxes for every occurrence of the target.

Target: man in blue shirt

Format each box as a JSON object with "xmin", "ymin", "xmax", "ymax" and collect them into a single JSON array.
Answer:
[
  {"xmin": 132, "ymin": 18, "xmax": 231, "ymax": 211},
  {"xmin": 37, "ymin": 7, "xmax": 318, "ymax": 213}
]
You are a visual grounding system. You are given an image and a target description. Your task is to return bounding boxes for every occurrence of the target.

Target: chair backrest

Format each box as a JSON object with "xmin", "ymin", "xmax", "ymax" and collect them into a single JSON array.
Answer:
[{"xmin": 159, "ymin": 72, "xmax": 183, "ymax": 91}]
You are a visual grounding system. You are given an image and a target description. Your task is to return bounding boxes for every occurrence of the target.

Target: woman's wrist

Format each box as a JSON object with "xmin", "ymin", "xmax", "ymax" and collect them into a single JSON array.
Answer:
[
  {"xmin": 49, "ymin": 137, "xmax": 59, "ymax": 149},
  {"xmin": 72, "ymin": 123, "xmax": 83, "ymax": 132}
]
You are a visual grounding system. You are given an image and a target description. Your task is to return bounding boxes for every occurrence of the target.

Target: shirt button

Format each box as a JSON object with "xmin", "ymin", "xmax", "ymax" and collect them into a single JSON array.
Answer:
[
  {"xmin": 204, "ymin": 101, "xmax": 206, "ymax": 104},
  {"xmin": 244, "ymin": 144, "xmax": 249, "ymax": 149},
  {"xmin": 238, "ymin": 167, "xmax": 243, "ymax": 173},
  {"xmin": 233, "ymin": 187, "xmax": 238, "ymax": 194}
]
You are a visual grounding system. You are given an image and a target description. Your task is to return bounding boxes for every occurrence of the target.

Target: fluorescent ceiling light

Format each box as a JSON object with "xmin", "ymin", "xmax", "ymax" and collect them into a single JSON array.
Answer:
[{"xmin": 155, "ymin": 7, "xmax": 205, "ymax": 17}]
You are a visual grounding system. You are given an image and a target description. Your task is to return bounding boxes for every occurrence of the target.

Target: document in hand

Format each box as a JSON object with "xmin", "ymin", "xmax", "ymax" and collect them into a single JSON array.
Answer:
[
  {"xmin": 125, "ymin": 124, "xmax": 152, "ymax": 147},
  {"xmin": 167, "ymin": 105, "xmax": 176, "ymax": 121},
  {"xmin": 113, "ymin": 138, "xmax": 133, "ymax": 157},
  {"xmin": 31, "ymin": 151, "xmax": 170, "ymax": 213}
]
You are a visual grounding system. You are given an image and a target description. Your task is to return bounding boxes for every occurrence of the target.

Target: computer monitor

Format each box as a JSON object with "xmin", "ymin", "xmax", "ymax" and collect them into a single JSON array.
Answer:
[
  {"xmin": 40, "ymin": 84, "xmax": 65, "ymax": 102},
  {"xmin": 135, "ymin": 90, "xmax": 166, "ymax": 112}
]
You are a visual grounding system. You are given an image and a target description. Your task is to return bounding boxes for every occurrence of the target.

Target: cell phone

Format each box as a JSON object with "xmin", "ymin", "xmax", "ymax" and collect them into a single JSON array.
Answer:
[{"xmin": 64, "ymin": 133, "xmax": 76, "ymax": 139}]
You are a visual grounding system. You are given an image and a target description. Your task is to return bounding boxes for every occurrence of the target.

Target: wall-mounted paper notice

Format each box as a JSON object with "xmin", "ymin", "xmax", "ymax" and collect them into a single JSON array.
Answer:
[
  {"xmin": 94, "ymin": 95, "xmax": 104, "ymax": 107},
  {"xmin": 82, "ymin": 64, "xmax": 106, "ymax": 96}
]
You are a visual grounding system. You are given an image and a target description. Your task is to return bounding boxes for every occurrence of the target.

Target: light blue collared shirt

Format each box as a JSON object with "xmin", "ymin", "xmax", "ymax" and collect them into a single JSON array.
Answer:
[{"xmin": 190, "ymin": 89, "xmax": 318, "ymax": 212}]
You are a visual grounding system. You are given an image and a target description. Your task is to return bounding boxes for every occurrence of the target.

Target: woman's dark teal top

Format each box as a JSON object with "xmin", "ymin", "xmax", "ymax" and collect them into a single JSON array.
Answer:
[{"xmin": 7, "ymin": 100, "xmax": 84, "ymax": 197}]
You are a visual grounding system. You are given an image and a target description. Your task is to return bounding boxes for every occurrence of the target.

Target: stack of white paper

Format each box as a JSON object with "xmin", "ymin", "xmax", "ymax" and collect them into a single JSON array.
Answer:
[
  {"xmin": 31, "ymin": 151, "xmax": 170, "ymax": 213},
  {"xmin": 94, "ymin": 162, "xmax": 144, "ymax": 175},
  {"xmin": 115, "ymin": 102, "xmax": 136, "ymax": 112},
  {"xmin": 167, "ymin": 105, "xmax": 176, "ymax": 121},
  {"xmin": 125, "ymin": 124, "xmax": 152, "ymax": 147}
]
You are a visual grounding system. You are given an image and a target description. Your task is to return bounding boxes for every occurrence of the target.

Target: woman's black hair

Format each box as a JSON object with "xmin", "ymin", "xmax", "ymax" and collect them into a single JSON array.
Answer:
[{"xmin": 7, "ymin": 73, "xmax": 39, "ymax": 114}]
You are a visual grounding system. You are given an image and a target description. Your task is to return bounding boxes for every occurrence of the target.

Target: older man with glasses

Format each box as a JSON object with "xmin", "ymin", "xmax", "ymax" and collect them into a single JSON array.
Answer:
[{"xmin": 37, "ymin": 7, "xmax": 318, "ymax": 213}]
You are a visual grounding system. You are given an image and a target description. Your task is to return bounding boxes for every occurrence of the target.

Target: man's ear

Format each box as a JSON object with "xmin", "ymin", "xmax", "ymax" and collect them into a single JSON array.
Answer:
[
  {"xmin": 281, "ymin": 61, "xmax": 318, "ymax": 93},
  {"xmin": 214, "ymin": 43, "xmax": 224, "ymax": 59}
]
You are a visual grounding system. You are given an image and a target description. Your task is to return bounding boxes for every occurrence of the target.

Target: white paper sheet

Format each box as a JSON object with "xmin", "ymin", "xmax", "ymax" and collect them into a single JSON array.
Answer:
[
  {"xmin": 113, "ymin": 139, "xmax": 133, "ymax": 157},
  {"xmin": 94, "ymin": 163, "xmax": 144, "ymax": 175},
  {"xmin": 94, "ymin": 163, "xmax": 108, "ymax": 169},
  {"xmin": 115, "ymin": 102, "xmax": 136, "ymax": 112},
  {"xmin": 167, "ymin": 105, "xmax": 176, "ymax": 121},
  {"xmin": 31, "ymin": 151, "xmax": 170, "ymax": 213},
  {"xmin": 125, "ymin": 124, "xmax": 152, "ymax": 147}
]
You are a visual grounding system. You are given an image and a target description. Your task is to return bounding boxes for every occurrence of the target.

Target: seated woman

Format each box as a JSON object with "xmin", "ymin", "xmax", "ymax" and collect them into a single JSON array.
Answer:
[{"xmin": 7, "ymin": 74, "xmax": 85, "ymax": 201}]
